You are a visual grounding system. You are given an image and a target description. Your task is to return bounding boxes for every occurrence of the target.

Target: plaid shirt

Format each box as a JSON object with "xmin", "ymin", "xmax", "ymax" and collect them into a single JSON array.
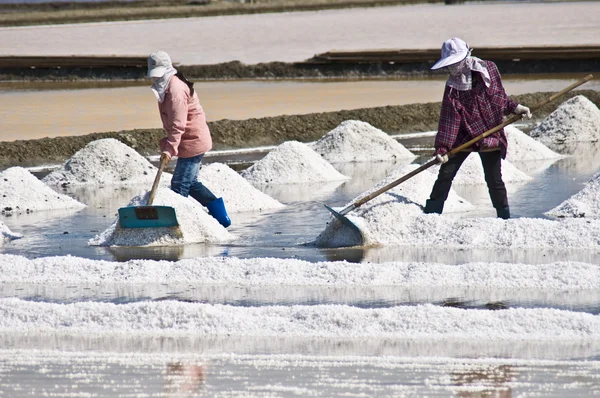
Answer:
[{"xmin": 434, "ymin": 61, "xmax": 518, "ymax": 159}]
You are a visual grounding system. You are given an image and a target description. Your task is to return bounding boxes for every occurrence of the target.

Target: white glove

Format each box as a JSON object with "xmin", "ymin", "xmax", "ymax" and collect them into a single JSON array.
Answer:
[
  {"xmin": 436, "ymin": 154, "xmax": 449, "ymax": 164},
  {"xmin": 514, "ymin": 104, "xmax": 532, "ymax": 119}
]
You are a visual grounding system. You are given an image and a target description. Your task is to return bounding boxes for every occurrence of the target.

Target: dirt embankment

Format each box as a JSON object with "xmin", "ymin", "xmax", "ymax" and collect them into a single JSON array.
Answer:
[{"xmin": 1, "ymin": 90, "xmax": 598, "ymax": 170}]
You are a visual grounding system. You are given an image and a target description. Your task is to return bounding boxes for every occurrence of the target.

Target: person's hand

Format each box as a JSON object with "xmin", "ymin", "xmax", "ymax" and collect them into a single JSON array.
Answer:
[
  {"xmin": 160, "ymin": 152, "xmax": 171, "ymax": 163},
  {"xmin": 436, "ymin": 154, "xmax": 449, "ymax": 164},
  {"xmin": 514, "ymin": 104, "xmax": 532, "ymax": 119}
]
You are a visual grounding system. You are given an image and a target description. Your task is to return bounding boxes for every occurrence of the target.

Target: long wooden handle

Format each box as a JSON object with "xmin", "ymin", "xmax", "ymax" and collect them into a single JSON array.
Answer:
[
  {"xmin": 147, "ymin": 155, "xmax": 169, "ymax": 206},
  {"xmin": 340, "ymin": 74, "xmax": 593, "ymax": 216}
]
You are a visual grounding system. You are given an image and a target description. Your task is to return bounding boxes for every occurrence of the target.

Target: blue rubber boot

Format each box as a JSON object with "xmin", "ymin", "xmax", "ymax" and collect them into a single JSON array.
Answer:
[
  {"xmin": 423, "ymin": 199, "xmax": 444, "ymax": 214},
  {"xmin": 496, "ymin": 206, "xmax": 510, "ymax": 220},
  {"xmin": 206, "ymin": 197, "xmax": 231, "ymax": 228}
]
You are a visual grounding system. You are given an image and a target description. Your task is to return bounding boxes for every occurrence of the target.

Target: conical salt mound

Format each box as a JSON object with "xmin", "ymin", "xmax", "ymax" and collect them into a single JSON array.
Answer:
[
  {"xmin": 0, "ymin": 167, "xmax": 86, "ymax": 214},
  {"xmin": 429, "ymin": 155, "xmax": 532, "ymax": 185},
  {"xmin": 505, "ymin": 125, "xmax": 564, "ymax": 162},
  {"xmin": 529, "ymin": 95, "xmax": 600, "ymax": 145},
  {"xmin": 545, "ymin": 170, "xmax": 600, "ymax": 218},
  {"xmin": 355, "ymin": 163, "xmax": 473, "ymax": 213},
  {"xmin": 43, "ymin": 138, "xmax": 169, "ymax": 186},
  {"xmin": 88, "ymin": 188, "xmax": 234, "ymax": 247},
  {"xmin": 241, "ymin": 141, "xmax": 349, "ymax": 185},
  {"xmin": 1, "ymin": 221, "xmax": 22, "ymax": 245},
  {"xmin": 312, "ymin": 120, "xmax": 416, "ymax": 162},
  {"xmin": 200, "ymin": 163, "xmax": 284, "ymax": 213}
]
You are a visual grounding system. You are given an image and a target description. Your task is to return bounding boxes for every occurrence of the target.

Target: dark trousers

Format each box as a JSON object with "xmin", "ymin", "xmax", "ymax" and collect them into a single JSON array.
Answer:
[{"xmin": 429, "ymin": 151, "xmax": 508, "ymax": 209}]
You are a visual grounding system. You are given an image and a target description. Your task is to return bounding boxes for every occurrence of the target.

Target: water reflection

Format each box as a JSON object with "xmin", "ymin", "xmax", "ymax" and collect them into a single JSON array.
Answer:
[
  {"xmin": 452, "ymin": 365, "xmax": 514, "ymax": 398},
  {"xmin": 164, "ymin": 362, "xmax": 206, "ymax": 397}
]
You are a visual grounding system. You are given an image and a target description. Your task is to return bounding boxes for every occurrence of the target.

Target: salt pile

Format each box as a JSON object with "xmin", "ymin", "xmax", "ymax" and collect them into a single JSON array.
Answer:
[
  {"xmin": 529, "ymin": 95, "xmax": 600, "ymax": 145},
  {"xmin": 0, "ymin": 167, "xmax": 86, "ymax": 214},
  {"xmin": 505, "ymin": 125, "xmax": 564, "ymax": 162},
  {"xmin": 545, "ymin": 170, "xmax": 600, "ymax": 218},
  {"xmin": 200, "ymin": 163, "xmax": 284, "ymax": 212},
  {"xmin": 89, "ymin": 188, "xmax": 233, "ymax": 246},
  {"xmin": 1, "ymin": 222, "xmax": 21, "ymax": 245},
  {"xmin": 355, "ymin": 163, "xmax": 473, "ymax": 213},
  {"xmin": 315, "ymin": 202, "xmax": 600, "ymax": 249},
  {"xmin": 241, "ymin": 141, "xmax": 349, "ymax": 185},
  {"xmin": 43, "ymin": 138, "xmax": 170, "ymax": 186},
  {"xmin": 311, "ymin": 120, "xmax": 416, "ymax": 162},
  {"xmin": 429, "ymin": 154, "xmax": 532, "ymax": 185}
]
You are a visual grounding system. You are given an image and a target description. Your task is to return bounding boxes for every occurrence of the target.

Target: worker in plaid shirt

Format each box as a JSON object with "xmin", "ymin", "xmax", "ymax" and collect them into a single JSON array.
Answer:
[{"xmin": 424, "ymin": 37, "xmax": 532, "ymax": 219}]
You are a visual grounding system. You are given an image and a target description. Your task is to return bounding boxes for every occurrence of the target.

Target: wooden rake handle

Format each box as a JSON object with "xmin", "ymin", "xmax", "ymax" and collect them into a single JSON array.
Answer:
[
  {"xmin": 147, "ymin": 154, "xmax": 170, "ymax": 206},
  {"xmin": 339, "ymin": 74, "xmax": 594, "ymax": 216}
]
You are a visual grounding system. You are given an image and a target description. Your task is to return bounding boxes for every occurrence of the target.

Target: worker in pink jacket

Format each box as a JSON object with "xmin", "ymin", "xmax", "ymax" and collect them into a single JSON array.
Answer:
[{"xmin": 147, "ymin": 50, "xmax": 231, "ymax": 227}]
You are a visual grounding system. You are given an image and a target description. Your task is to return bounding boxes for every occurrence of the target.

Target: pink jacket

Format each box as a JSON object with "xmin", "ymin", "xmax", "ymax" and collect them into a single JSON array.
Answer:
[{"xmin": 158, "ymin": 75, "xmax": 212, "ymax": 158}]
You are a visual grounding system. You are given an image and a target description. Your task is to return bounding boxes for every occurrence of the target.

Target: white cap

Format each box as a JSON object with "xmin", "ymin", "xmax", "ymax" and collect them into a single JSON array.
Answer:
[
  {"xmin": 430, "ymin": 37, "xmax": 470, "ymax": 70},
  {"xmin": 147, "ymin": 50, "xmax": 172, "ymax": 78}
]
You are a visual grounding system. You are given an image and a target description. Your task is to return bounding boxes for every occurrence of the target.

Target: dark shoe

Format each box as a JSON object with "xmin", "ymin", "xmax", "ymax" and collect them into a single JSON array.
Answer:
[
  {"xmin": 496, "ymin": 206, "xmax": 510, "ymax": 219},
  {"xmin": 424, "ymin": 199, "xmax": 444, "ymax": 214},
  {"xmin": 206, "ymin": 197, "xmax": 231, "ymax": 228}
]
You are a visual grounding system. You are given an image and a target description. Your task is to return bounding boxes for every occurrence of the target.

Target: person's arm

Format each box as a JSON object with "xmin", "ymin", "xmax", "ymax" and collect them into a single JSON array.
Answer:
[
  {"xmin": 160, "ymin": 89, "xmax": 189, "ymax": 158},
  {"xmin": 488, "ymin": 61, "xmax": 525, "ymax": 116},
  {"xmin": 434, "ymin": 87, "xmax": 461, "ymax": 156}
]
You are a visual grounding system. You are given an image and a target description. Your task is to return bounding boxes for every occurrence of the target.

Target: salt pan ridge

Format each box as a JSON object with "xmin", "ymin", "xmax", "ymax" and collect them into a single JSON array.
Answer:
[
  {"xmin": 312, "ymin": 120, "xmax": 416, "ymax": 162},
  {"xmin": 315, "ymin": 202, "xmax": 600, "ymax": 249}
]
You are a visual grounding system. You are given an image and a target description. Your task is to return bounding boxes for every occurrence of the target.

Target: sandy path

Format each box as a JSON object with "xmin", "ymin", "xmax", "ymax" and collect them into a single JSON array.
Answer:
[{"xmin": 1, "ymin": 2, "xmax": 599, "ymax": 65}]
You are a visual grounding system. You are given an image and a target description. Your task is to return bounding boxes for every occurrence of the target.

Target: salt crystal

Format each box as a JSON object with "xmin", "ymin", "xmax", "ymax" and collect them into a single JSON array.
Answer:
[
  {"xmin": 0, "ymin": 167, "xmax": 86, "ymax": 214},
  {"xmin": 505, "ymin": 125, "xmax": 564, "ymax": 161},
  {"xmin": 315, "ymin": 202, "xmax": 600, "ymax": 249},
  {"xmin": 311, "ymin": 120, "xmax": 416, "ymax": 162},
  {"xmin": 530, "ymin": 95, "xmax": 600, "ymax": 145},
  {"xmin": 43, "ymin": 138, "xmax": 168, "ymax": 187},
  {"xmin": 89, "ymin": 188, "xmax": 234, "ymax": 246},
  {"xmin": 241, "ymin": 141, "xmax": 349, "ymax": 185},
  {"xmin": 200, "ymin": 163, "xmax": 284, "ymax": 212},
  {"xmin": 429, "ymin": 154, "xmax": 532, "ymax": 185},
  {"xmin": 545, "ymin": 170, "xmax": 600, "ymax": 218},
  {"xmin": 347, "ymin": 163, "xmax": 473, "ymax": 213},
  {"xmin": 1, "ymin": 221, "xmax": 21, "ymax": 245}
]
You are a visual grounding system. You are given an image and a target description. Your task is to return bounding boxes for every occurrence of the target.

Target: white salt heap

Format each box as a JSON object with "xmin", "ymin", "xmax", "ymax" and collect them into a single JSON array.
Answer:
[
  {"xmin": 0, "ymin": 167, "xmax": 86, "ymax": 214},
  {"xmin": 355, "ymin": 163, "xmax": 473, "ymax": 213},
  {"xmin": 0, "ymin": 221, "xmax": 21, "ymax": 245},
  {"xmin": 241, "ymin": 140, "xmax": 349, "ymax": 185},
  {"xmin": 43, "ymin": 138, "xmax": 170, "ymax": 186},
  {"xmin": 89, "ymin": 188, "xmax": 233, "ymax": 246},
  {"xmin": 545, "ymin": 170, "xmax": 600, "ymax": 218},
  {"xmin": 529, "ymin": 95, "xmax": 600, "ymax": 145},
  {"xmin": 505, "ymin": 125, "xmax": 564, "ymax": 162},
  {"xmin": 429, "ymin": 154, "xmax": 532, "ymax": 185},
  {"xmin": 311, "ymin": 120, "xmax": 416, "ymax": 162},
  {"xmin": 315, "ymin": 202, "xmax": 600, "ymax": 249},
  {"xmin": 200, "ymin": 163, "xmax": 284, "ymax": 212}
]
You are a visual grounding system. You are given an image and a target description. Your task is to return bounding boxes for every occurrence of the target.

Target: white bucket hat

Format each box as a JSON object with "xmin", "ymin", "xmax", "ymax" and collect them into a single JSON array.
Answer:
[
  {"xmin": 430, "ymin": 37, "xmax": 470, "ymax": 70},
  {"xmin": 147, "ymin": 50, "xmax": 173, "ymax": 78}
]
